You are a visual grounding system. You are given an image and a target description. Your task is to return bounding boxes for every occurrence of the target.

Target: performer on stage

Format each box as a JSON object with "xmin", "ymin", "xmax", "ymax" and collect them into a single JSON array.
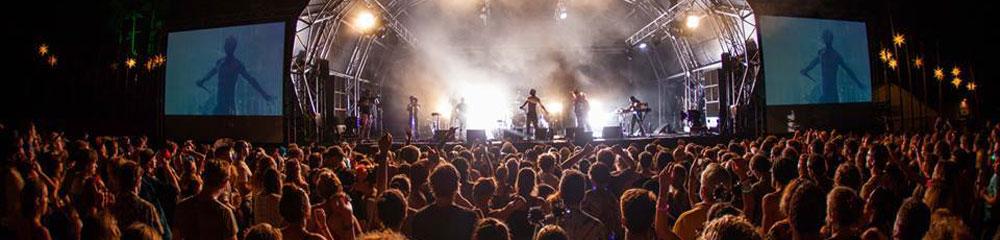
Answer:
[
  {"xmin": 519, "ymin": 89, "xmax": 548, "ymax": 139},
  {"xmin": 358, "ymin": 90, "xmax": 375, "ymax": 140},
  {"xmin": 406, "ymin": 96, "xmax": 420, "ymax": 139},
  {"xmin": 627, "ymin": 96, "xmax": 648, "ymax": 136},
  {"xmin": 572, "ymin": 90, "xmax": 590, "ymax": 132},
  {"xmin": 452, "ymin": 98, "xmax": 467, "ymax": 140}
]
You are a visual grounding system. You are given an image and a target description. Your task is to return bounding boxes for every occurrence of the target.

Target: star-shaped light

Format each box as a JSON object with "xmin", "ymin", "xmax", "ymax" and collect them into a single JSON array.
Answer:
[
  {"xmin": 879, "ymin": 49, "xmax": 888, "ymax": 62},
  {"xmin": 893, "ymin": 33, "xmax": 905, "ymax": 46},
  {"xmin": 888, "ymin": 58, "xmax": 898, "ymax": 70},
  {"xmin": 126, "ymin": 58, "xmax": 137, "ymax": 69},
  {"xmin": 39, "ymin": 44, "xmax": 49, "ymax": 56},
  {"xmin": 967, "ymin": 82, "xmax": 977, "ymax": 91},
  {"xmin": 952, "ymin": 77, "xmax": 962, "ymax": 88},
  {"xmin": 951, "ymin": 67, "xmax": 961, "ymax": 77},
  {"xmin": 914, "ymin": 57, "xmax": 923, "ymax": 68},
  {"xmin": 152, "ymin": 54, "xmax": 166, "ymax": 66},
  {"xmin": 933, "ymin": 67, "xmax": 944, "ymax": 81},
  {"xmin": 47, "ymin": 55, "xmax": 57, "ymax": 66}
]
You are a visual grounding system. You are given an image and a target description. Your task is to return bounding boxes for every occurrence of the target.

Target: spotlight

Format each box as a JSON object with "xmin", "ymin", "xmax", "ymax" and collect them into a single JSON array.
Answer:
[
  {"xmin": 559, "ymin": 11, "xmax": 568, "ymax": 20},
  {"xmin": 435, "ymin": 99, "xmax": 452, "ymax": 119},
  {"xmin": 685, "ymin": 15, "xmax": 702, "ymax": 29},
  {"xmin": 47, "ymin": 56, "xmax": 57, "ymax": 67},
  {"xmin": 353, "ymin": 10, "xmax": 379, "ymax": 33},
  {"xmin": 638, "ymin": 43, "xmax": 648, "ymax": 49},
  {"xmin": 547, "ymin": 101, "xmax": 563, "ymax": 114}
]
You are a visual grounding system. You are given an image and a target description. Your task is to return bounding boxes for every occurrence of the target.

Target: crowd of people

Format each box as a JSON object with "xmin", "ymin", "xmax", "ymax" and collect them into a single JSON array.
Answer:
[{"xmin": 0, "ymin": 118, "xmax": 998, "ymax": 240}]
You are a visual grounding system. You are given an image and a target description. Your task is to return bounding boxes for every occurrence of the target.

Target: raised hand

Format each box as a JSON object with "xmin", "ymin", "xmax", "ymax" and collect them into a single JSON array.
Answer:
[{"xmin": 378, "ymin": 132, "xmax": 393, "ymax": 154}]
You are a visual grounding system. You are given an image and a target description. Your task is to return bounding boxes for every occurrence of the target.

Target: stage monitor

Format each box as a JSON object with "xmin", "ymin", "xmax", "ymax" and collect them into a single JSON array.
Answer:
[
  {"xmin": 165, "ymin": 22, "xmax": 285, "ymax": 116},
  {"xmin": 760, "ymin": 16, "xmax": 872, "ymax": 106},
  {"xmin": 163, "ymin": 21, "xmax": 288, "ymax": 143}
]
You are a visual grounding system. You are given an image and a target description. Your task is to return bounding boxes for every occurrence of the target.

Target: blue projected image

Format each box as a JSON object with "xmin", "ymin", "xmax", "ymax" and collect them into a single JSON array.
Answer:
[
  {"xmin": 165, "ymin": 22, "xmax": 285, "ymax": 116},
  {"xmin": 761, "ymin": 16, "xmax": 872, "ymax": 106}
]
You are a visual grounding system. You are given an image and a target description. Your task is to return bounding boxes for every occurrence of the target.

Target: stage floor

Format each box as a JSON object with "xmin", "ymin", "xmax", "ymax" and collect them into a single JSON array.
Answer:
[{"xmin": 388, "ymin": 132, "xmax": 724, "ymax": 149}]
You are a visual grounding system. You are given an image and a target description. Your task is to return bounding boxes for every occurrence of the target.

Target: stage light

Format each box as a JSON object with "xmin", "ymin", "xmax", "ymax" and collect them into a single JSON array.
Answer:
[
  {"xmin": 559, "ymin": 11, "xmax": 568, "ymax": 20},
  {"xmin": 47, "ymin": 56, "xmax": 57, "ymax": 67},
  {"xmin": 435, "ymin": 99, "xmax": 451, "ymax": 119},
  {"xmin": 967, "ymin": 82, "xmax": 977, "ymax": 91},
  {"xmin": 586, "ymin": 99, "xmax": 616, "ymax": 136},
  {"xmin": 461, "ymin": 84, "xmax": 510, "ymax": 130},
  {"xmin": 888, "ymin": 58, "xmax": 897, "ymax": 70},
  {"xmin": 685, "ymin": 15, "xmax": 702, "ymax": 29},
  {"xmin": 126, "ymin": 58, "xmax": 137, "ymax": 69},
  {"xmin": 951, "ymin": 67, "xmax": 961, "ymax": 77},
  {"xmin": 638, "ymin": 43, "xmax": 648, "ymax": 49},
  {"xmin": 38, "ymin": 44, "xmax": 49, "ymax": 56},
  {"xmin": 353, "ymin": 10, "xmax": 379, "ymax": 33},
  {"xmin": 893, "ymin": 33, "xmax": 905, "ymax": 46},
  {"xmin": 547, "ymin": 101, "xmax": 563, "ymax": 115},
  {"xmin": 951, "ymin": 77, "xmax": 962, "ymax": 88},
  {"xmin": 934, "ymin": 67, "xmax": 944, "ymax": 80},
  {"xmin": 914, "ymin": 57, "xmax": 923, "ymax": 68},
  {"xmin": 878, "ymin": 49, "xmax": 888, "ymax": 62}
]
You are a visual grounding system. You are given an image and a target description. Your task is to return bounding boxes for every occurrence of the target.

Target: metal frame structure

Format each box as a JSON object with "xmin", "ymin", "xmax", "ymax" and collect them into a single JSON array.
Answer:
[
  {"xmin": 290, "ymin": 0, "xmax": 418, "ymax": 141},
  {"xmin": 625, "ymin": 0, "xmax": 760, "ymax": 134},
  {"xmin": 289, "ymin": 0, "xmax": 760, "ymax": 141}
]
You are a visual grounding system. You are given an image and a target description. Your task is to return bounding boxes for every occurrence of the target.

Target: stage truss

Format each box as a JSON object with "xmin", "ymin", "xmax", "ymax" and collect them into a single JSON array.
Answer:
[
  {"xmin": 290, "ymin": 0, "xmax": 761, "ymax": 142},
  {"xmin": 625, "ymin": 0, "xmax": 761, "ymax": 135},
  {"xmin": 290, "ymin": 0, "xmax": 417, "ymax": 141}
]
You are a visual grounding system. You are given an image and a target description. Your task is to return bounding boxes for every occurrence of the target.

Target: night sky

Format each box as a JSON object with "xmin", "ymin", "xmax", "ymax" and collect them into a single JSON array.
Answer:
[{"xmin": 2, "ymin": 0, "xmax": 996, "ymax": 134}]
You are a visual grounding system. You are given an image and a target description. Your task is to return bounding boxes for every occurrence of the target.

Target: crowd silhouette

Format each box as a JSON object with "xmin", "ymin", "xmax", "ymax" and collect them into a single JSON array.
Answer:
[{"xmin": 0, "ymin": 118, "xmax": 996, "ymax": 240}]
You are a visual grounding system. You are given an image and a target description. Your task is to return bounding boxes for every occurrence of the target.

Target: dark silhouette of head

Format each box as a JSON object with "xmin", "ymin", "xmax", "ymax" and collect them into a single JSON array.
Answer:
[
  {"xmin": 225, "ymin": 36, "xmax": 238, "ymax": 56},
  {"xmin": 822, "ymin": 30, "xmax": 833, "ymax": 46},
  {"xmin": 529, "ymin": 89, "xmax": 537, "ymax": 96}
]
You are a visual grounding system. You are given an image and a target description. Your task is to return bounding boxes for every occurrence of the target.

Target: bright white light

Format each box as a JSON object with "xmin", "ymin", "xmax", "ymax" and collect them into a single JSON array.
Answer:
[
  {"xmin": 547, "ymin": 101, "xmax": 563, "ymax": 115},
  {"xmin": 460, "ymin": 83, "xmax": 510, "ymax": 131},
  {"xmin": 559, "ymin": 11, "xmax": 568, "ymax": 20},
  {"xmin": 353, "ymin": 10, "xmax": 378, "ymax": 32},
  {"xmin": 638, "ymin": 43, "xmax": 647, "ymax": 49},
  {"xmin": 435, "ymin": 99, "xmax": 451, "ymax": 119},
  {"xmin": 685, "ymin": 15, "xmax": 702, "ymax": 29},
  {"xmin": 587, "ymin": 99, "xmax": 616, "ymax": 137}
]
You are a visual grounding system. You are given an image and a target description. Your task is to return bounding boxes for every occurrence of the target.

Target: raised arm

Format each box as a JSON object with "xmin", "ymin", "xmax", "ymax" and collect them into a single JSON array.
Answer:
[
  {"xmin": 559, "ymin": 144, "xmax": 595, "ymax": 170},
  {"xmin": 376, "ymin": 133, "xmax": 392, "ymax": 193},
  {"xmin": 655, "ymin": 168, "xmax": 673, "ymax": 239},
  {"xmin": 239, "ymin": 64, "xmax": 273, "ymax": 101},
  {"xmin": 838, "ymin": 54, "xmax": 864, "ymax": 87}
]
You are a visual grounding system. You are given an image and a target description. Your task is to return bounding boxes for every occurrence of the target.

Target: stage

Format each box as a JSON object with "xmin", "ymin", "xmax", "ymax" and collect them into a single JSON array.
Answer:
[{"xmin": 384, "ymin": 132, "xmax": 725, "ymax": 150}]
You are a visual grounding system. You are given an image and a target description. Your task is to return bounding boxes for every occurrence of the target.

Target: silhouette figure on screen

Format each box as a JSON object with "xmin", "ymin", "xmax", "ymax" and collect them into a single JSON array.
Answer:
[
  {"xmin": 800, "ymin": 30, "xmax": 863, "ymax": 103},
  {"xmin": 197, "ymin": 36, "xmax": 274, "ymax": 115}
]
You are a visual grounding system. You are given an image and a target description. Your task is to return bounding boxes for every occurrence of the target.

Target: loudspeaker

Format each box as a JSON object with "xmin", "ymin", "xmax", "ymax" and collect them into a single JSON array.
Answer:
[
  {"xmin": 535, "ymin": 128, "xmax": 551, "ymax": 141},
  {"xmin": 565, "ymin": 127, "xmax": 580, "ymax": 139},
  {"xmin": 655, "ymin": 124, "xmax": 673, "ymax": 134},
  {"xmin": 574, "ymin": 131, "xmax": 593, "ymax": 143},
  {"xmin": 501, "ymin": 129, "xmax": 519, "ymax": 141},
  {"xmin": 433, "ymin": 129, "xmax": 452, "ymax": 142},
  {"xmin": 602, "ymin": 126, "xmax": 623, "ymax": 139},
  {"xmin": 466, "ymin": 129, "xmax": 487, "ymax": 143}
]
